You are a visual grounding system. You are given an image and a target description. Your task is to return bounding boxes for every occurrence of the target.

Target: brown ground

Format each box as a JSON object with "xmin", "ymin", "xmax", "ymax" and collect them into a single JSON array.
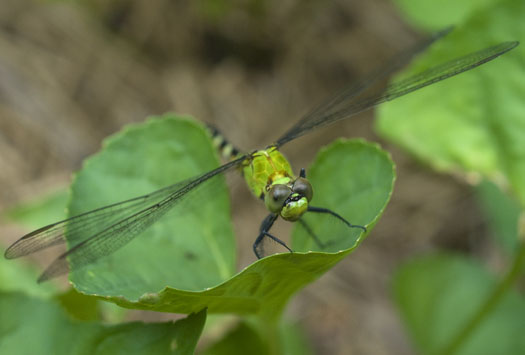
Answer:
[{"xmin": 0, "ymin": 1, "xmax": 490, "ymax": 354}]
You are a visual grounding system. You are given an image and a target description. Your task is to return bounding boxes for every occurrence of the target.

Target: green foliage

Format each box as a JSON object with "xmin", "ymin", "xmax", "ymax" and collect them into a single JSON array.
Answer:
[
  {"xmin": 393, "ymin": 253, "xmax": 525, "ymax": 355},
  {"xmin": 63, "ymin": 117, "xmax": 392, "ymax": 323},
  {"xmin": 384, "ymin": 1, "xmax": 525, "ymax": 354},
  {"xmin": 202, "ymin": 322, "xmax": 269, "ymax": 355},
  {"xmin": 474, "ymin": 180, "xmax": 521, "ymax": 254},
  {"xmin": 377, "ymin": 0, "xmax": 525, "ymax": 206},
  {"xmin": 201, "ymin": 320, "xmax": 313, "ymax": 355},
  {"xmin": 4, "ymin": 2, "xmax": 521, "ymax": 353},
  {"xmin": 2, "ymin": 115, "xmax": 394, "ymax": 352},
  {"xmin": 0, "ymin": 248, "xmax": 57, "ymax": 298},
  {"xmin": 68, "ymin": 116, "xmax": 236, "ymax": 299},
  {"xmin": 0, "ymin": 291, "xmax": 206, "ymax": 355},
  {"xmin": 293, "ymin": 139, "xmax": 394, "ymax": 253},
  {"xmin": 393, "ymin": 0, "xmax": 497, "ymax": 30}
]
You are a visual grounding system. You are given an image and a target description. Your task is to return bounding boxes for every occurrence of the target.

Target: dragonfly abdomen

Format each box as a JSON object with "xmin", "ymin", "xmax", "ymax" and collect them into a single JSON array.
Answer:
[
  {"xmin": 206, "ymin": 123, "xmax": 296, "ymax": 201},
  {"xmin": 206, "ymin": 124, "xmax": 241, "ymax": 161}
]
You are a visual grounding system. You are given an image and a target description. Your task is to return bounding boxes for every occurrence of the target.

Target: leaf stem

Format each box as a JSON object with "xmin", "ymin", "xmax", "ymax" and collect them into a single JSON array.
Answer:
[{"xmin": 438, "ymin": 241, "xmax": 525, "ymax": 355}]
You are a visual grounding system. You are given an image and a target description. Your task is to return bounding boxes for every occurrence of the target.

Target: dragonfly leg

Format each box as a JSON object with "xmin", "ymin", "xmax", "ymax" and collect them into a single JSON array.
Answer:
[
  {"xmin": 253, "ymin": 213, "xmax": 292, "ymax": 258},
  {"xmin": 307, "ymin": 206, "xmax": 367, "ymax": 232},
  {"xmin": 254, "ymin": 213, "xmax": 278, "ymax": 258},
  {"xmin": 297, "ymin": 218, "xmax": 326, "ymax": 248},
  {"xmin": 299, "ymin": 168, "xmax": 306, "ymax": 178}
]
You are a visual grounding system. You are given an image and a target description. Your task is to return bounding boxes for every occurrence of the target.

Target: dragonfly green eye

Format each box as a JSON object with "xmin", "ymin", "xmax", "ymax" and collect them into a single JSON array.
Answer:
[
  {"xmin": 265, "ymin": 184, "xmax": 292, "ymax": 213},
  {"xmin": 292, "ymin": 177, "xmax": 313, "ymax": 202}
]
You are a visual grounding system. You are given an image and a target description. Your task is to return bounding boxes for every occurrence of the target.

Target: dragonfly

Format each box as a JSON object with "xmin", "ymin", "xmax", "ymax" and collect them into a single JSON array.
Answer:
[{"xmin": 4, "ymin": 27, "xmax": 518, "ymax": 282}]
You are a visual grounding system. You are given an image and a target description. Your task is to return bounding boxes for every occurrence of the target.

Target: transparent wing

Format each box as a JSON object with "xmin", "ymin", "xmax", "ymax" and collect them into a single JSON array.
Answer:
[
  {"xmin": 293, "ymin": 27, "xmax": 453, "ymax": 135},
  {"xmin": 4, "ymin": 183, "xmax": 191, "ymax": 258},
  {"xmin": 5, "ymin": 155, "xmax": 245, "ymax": 282},
  {"xmin": 276, "ymin": 38, "xmax": 518, "ymax": 147}
]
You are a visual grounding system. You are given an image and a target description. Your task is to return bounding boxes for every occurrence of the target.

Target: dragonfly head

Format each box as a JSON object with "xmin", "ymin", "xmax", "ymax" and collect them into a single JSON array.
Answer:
[{"xmin": 264, "ymin": 177, "xmax": 313, "ymax": 221}]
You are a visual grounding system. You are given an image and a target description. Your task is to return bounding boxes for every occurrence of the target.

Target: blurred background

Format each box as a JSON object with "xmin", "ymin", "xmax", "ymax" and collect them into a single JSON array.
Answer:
[{"xmin": 0, "ymin": 0, "xmax": 520, "ymax": 354}]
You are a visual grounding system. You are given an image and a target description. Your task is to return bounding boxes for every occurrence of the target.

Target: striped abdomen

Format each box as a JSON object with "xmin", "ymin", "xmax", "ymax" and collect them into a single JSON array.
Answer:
[{"xmin": 206, "ymin": 124, "xmax": 241, "ymax": 161}]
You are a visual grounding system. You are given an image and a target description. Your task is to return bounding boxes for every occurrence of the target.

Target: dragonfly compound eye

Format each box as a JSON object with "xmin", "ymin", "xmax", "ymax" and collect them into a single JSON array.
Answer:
[
  {"xmin": 265, "ymin": 184, "xmax": 292, "ymax": 213},
  {"xmin": 292, "ymin": 177, "xmax": 313, "ymax": 202}
]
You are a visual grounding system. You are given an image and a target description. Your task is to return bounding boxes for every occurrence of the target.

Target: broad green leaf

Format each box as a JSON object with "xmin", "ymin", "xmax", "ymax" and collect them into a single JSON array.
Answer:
[
  {"xmin": 393, "ymin": 0, "xmax": 496, "ymax": 30},
  {"xmin": 4, "ymin": 188, "xmax": 68, "ymax": 230},
  {"xmin": 292, "ymin": 139, "xmax": 394, "ymax": 253},
  {"xmin": 65, "ymin": 116, "xmax": 393, "ymax": 321},
  {"xmin": 474, "ymin": 180, "xmax": 521, "ymax": 254},
  {"xmin": 103, "ymin": 252, "xmax": 359, "ymax": 321},
  {"xmin": 393, "ymin": 253, "xmax": 525, "ymax": 355},
  {"xmin": 0, "ymin": 291, "xmax": 206, "ymax": 355},
  {"xmin": 376, "ymin": 0, "xmax": 525, "ymax": 206},
  {"xmin": 68, "ymin": 115, "xmax": 236, "ymax": 299}
]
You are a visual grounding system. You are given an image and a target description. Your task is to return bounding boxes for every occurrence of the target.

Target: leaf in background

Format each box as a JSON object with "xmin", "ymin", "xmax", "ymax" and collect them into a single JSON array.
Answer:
[
  {"xmin": 68, "ymin": 132, "xmax": 393, "ymax": 322},
  {"xmin": 279, "ymin": 320, "xmax": 315, "ymax": 355},
  {"xmin": 393, "ymin": 253, "xmax": 525, "ymax": 355},
  {"xmin": 201, "ymin": 320, "xmax": 313, "ymax": 355},
  {"xmin": 376, "ymin": 0, "xmax": 525, "ymax": 206},
  {"xmin": 4, "ymin": 189, "xmax": 68, "ymax": 230},
  {"xmin": 201, "ymin": 321, "xmax": 268, "ymax": 355},
  {"xmin": 393, "ymin": 0, "xmax": 497, "ymax": 30},
  {"xmin": 0, "ymin": 248, "xmax": 56, "ymax": 297},
  {"xmin": 474, "ymin": 180, "xmax": 521, "ymax": 254},
  {"xmin": 0, "ymin": 291, "xmax": 206, "ymax": 355},
  {"xmin": 55, "ymin": 288, "xmax": 100, "ymax": 321}
]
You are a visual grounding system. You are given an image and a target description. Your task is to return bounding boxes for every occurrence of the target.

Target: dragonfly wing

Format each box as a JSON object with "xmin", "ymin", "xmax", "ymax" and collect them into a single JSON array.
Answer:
[
  {"xmin": 295, "ymin": 27, "xmax": 454, "ymax": 133},
  {"xmin": 303, "ymin": 41, "xmax": 518, "ymax": 132},
  {"xmin": 275, "ymin": 27, "xmax": 453, "ymax": 146},
  {"xmin": 4, "ymin": 182, "xmax": 193, "ymax": 259},
  {"xmin": 276, "ymin": 34, "xmax": 518, "ymax": 147},
  {"xmin": 8, "ymin": 156, "xmax": 245, "ymax": 282}
]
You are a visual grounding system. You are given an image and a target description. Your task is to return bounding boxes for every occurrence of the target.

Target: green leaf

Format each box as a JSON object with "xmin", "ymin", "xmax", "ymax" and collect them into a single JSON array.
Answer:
[
  {"xmin": 292, "ymin": 139, "xmax": 395, "ymax": 253},
  {"xmin": 393, "ymin": 0, "xmax": 497, "ymax": 30},
  {"xmin": 201, "ymin": 321, "xmax": 268, "ymax": 355},
  {"xmin": 376, "ymin": 0, "xmax": 525, "ymax": 206},
  {"xmin": 65, "ymin": 115, "xmax": 393, "ymax": 321},
  {"xmin": 55, "ymin": 288, "xmax": 100, "ymax": 321},
  {"xmin": 393, "ymin": 253, "xmax": 525, "ymax": 355},
  {"xmin": 69, "ymin": 115, "xmax": 236, "ymax": 299},
  {"xmin": 474, "ymin": 180, "xmax": 521, "ymax": 254},
  {"xmin": 201, "ymin": 320, "xmax": 313, "ymax": 355},
  {"xmin": 0, "ymin": 291, "xmax": 206, "ymax": 355}
]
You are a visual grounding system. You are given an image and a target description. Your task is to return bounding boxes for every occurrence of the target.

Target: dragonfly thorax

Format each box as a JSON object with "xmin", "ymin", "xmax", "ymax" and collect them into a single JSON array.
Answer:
[
  {"xmin": 242, "ymin": 147, "xmax": 313, "ymax": 221},
  {"xmin": 242, "ymin": 147, "xmax": 295, "ymax": 198}
]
